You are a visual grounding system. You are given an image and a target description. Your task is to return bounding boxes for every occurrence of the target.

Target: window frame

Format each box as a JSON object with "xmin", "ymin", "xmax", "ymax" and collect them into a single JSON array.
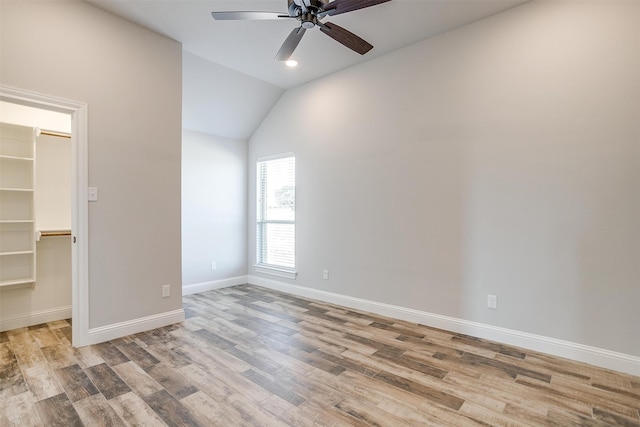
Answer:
[{"xmin": 254, "ymin": 153, "xmax": 297, "ymax": 280}]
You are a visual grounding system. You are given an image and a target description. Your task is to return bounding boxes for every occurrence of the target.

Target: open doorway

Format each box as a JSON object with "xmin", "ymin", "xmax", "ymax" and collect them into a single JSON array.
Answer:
[
  {"xmin": 0, "ymin": 85, "xmax": 89, "ymax": 346},
  {"xmin": 0, "ymin": 106, "xmax": 72, "ymax": 334}
]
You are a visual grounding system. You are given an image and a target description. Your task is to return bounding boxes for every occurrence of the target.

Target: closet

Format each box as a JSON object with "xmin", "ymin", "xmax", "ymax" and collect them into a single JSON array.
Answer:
[{"xmin": 0, "ymin": 109, "xmax": 72, "ymax": 331}]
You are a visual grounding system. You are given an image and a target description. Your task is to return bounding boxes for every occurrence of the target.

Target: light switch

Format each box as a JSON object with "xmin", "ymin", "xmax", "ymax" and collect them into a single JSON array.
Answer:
[{"xmin": 88, "ymin": 187, "xmax": 98, "ymax": 202}]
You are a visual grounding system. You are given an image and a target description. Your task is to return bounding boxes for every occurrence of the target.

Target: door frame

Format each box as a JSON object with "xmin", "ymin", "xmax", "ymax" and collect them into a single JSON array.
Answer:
[{"xmin": 1, "ymin": 85, "xmax": 89, "ymax": 346}]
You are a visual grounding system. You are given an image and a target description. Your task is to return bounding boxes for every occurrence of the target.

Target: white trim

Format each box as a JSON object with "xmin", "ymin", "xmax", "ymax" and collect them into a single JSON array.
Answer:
[
  {"xmin": 248, "ymin": 275, "xmax": 640, "ymax": 377},
  {"xmin": 71, "ymin": 101, "xmax": 89, "ymax": 347},
  {"xmin": 256, "ymin": 152, "xmax": 295, "ymax": 162},
  {"xmin": 0, "ymin": 85, "xmax": 89, "ymax": 347},
  {"xmin": 0, "ymin": 306, "xmax": 72, "ymax": 332},
  {"xmin": 183, "ymin": 275, "xmax": 248, "ymax": 295},
  {"xmin": 254, "ymin": 265, "xmax": 297, "ymax": 280},
  {"xmin": 88, "ymin": 309, "xmax": 185, "ymax": 345}
]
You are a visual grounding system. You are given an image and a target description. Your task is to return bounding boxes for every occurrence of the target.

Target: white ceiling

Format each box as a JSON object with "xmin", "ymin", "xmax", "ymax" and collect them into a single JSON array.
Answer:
[{"xmin": 87, "ymin": 0, "xmax": 528, "ymax": 90}]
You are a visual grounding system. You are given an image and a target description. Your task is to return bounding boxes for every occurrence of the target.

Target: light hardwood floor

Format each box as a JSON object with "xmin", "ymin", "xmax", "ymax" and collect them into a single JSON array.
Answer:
[{"xmin": 1, "ymin": 284, "xmax": 639, "ymax": 426}]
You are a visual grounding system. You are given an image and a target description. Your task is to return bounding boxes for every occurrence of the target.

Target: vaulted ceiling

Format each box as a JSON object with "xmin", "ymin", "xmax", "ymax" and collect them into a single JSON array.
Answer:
[{"xmin": 86, "ymin": 0, "xmax": 528, "ymax": 139}]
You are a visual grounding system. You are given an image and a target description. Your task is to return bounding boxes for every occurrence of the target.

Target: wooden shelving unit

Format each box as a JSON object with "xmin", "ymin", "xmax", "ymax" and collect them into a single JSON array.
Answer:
[{"xmin": 0, "ymin": 123, "xmax": 37, "ymax": 289}]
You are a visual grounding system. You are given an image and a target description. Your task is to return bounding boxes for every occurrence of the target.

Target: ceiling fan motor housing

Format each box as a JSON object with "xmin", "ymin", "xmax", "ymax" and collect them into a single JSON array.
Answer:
[{"xmin": 288, "ymin": 0, "xmax": 330, "ymax": 17}]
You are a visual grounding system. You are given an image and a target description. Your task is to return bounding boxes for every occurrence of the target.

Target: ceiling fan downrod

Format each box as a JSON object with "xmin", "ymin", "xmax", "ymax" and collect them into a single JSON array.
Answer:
[{"xmin": 289, "ymin": 0, "xmax": 329, "ymax": 17}]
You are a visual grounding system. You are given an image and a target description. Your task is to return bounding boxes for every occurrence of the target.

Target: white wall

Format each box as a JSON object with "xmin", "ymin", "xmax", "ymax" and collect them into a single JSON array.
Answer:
[
  {"xmin": 0, "ymin": 101, "xmax": 71, "ymax": 134},
  {"xmin": 182, "ymin": 129, "xmax": 248, "ymax": 288},
  {"xmin": 1, "ymin": 1, "xmax": 183, "ymax": 330},
  {"xmin": 249, "ymin": 1, "xmax": 640, "ymax": 357},
  {"xmin": 36, "ymin": 134, "xmax": 71, "ymax": 232}
]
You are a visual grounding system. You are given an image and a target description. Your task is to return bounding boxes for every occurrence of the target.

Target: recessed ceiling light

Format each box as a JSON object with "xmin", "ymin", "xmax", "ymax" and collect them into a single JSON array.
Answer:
[{"xmin": 285, "ymin": 60, "xmax": 298, "ymax": 68}]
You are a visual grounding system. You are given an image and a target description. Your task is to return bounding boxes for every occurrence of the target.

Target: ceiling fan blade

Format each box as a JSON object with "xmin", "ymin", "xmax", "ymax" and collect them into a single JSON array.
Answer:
[
  {"xmin": 321, "ymin": 0, "xmax": 391, "ymax": 17},
  {"xmin": 211, "ymin": 11, "xmax": 290, "ymax": 20},
  {"xmin": 275, "ymin": 27, "xmax": 307, "ymax": 61},
  {"xmin": 319, "ymin": 22, "xmax": 373, "ymax": 55}
]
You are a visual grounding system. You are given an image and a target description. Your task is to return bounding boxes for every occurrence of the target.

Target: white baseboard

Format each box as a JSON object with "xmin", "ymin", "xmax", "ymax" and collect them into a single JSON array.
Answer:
[
  {"xmin": 182, "ymin": 275, "xmax": 248, "ymax": 295},
  {"xmin": 0, "ymin": 306, "xmax": 72, "ymax": 332},
  {"xmin": 248, "ymin": 275, "xmax": 640, "ymax": 377},
  {"xmin": 88, "ymin": 309, "xmax": 185, "ymax": 345}
]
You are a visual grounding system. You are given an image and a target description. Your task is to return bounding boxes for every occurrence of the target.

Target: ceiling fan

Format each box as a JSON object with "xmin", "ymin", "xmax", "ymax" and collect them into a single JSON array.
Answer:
[{"xmin": 211, "ymin": 0, "xmax": 392, "ymax": 61}]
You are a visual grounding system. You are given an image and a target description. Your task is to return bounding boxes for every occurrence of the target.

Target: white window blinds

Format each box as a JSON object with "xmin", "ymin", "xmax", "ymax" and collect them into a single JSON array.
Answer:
[{"xmin": 256, "ymin": 154, "xmax": 295, "ymax": 270}]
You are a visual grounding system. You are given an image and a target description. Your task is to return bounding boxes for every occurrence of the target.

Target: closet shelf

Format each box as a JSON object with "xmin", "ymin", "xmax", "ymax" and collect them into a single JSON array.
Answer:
[
  {"xmin": 38, "ymin": 230, "xmax": 71, "ymax": 238},
  {"xmin": 0, "ymin": 154, "xmax": 33, "ymax": 161},
  {"xmin": 0, "ymin": 251, "xmax": 34, "ymax": 256},
  {"xmin": 0, "ymin": 187, "xmax": 34, "ymax": 192},
  {"xmin": 0, "ymin": 123, "xmax": 36, "ymax": 288},
  {"xmin": 0, "ymin": 278, "xmax": 35, "ymax": 289}
]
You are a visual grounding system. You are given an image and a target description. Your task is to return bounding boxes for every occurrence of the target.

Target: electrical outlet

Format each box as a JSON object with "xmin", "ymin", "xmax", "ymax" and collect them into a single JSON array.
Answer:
[
  {"xmin": 487, "ymin": 294, "xmax": 497, "ymax": 309},
  {"xmin": 211, "ymin": 261, "xmax": 217, "ymax": 271},
  {"xmin": 322, "ymin": 269, "xmax": 329, "ymax": 280},
  {"xmin": 162, "ymin": 284, "xmax": 171, "ymax": 298}
]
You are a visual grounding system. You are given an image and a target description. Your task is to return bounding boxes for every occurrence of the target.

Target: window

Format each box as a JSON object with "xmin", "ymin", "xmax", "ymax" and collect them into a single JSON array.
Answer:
[{"xmin": 256, "ymin": 154, "xmax": 296, "ymax": 278}]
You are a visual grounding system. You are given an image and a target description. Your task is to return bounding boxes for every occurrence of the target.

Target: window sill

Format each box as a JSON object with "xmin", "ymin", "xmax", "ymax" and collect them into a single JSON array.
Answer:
[{"xmin": 254, "ymin": 264, "xmax": 297, "ymax": 280}]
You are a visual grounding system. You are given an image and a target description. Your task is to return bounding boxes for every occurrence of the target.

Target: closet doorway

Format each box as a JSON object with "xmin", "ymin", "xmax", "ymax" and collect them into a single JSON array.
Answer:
[{"xmin": 0, "ymin": 86, "xmax": 89, "ymax": 346}]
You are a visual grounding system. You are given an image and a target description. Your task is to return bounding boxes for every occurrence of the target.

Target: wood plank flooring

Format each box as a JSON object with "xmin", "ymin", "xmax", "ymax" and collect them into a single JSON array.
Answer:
[{"xmin": 1, "ymin": 284, "xmax": 639, "ymax": 426}]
